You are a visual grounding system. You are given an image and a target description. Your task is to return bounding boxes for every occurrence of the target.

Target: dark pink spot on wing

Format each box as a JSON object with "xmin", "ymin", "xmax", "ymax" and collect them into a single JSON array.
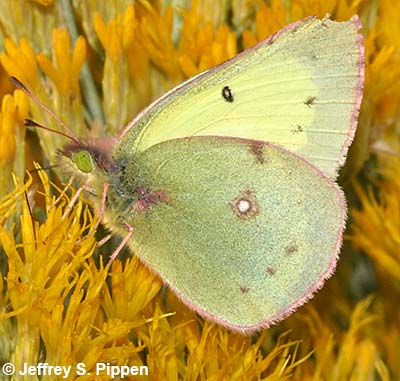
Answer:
[
  {"xmin": 249, "ymin": 142, "xmax": 266, "ymax": 164},
  {"xmin": 240, "ymin": 285, "xmax": 250, "ymax": 293},
  {"xmin": 266, "ymin": 267, "xmax": 276, "ymax": 276},
  {"xmin": 285, "ymin": 244, "xmax": 299, "ymax": 256},
  {"xmin": 133, "ymin": 187, "xmax": 170, "ymax": 212}
]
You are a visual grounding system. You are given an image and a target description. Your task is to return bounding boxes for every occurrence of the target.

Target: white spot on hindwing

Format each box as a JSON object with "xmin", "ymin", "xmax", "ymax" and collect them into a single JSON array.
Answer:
[
  {"xmin": 238, "ymin": 199, "xmax": 251, "ymax": 213},
  {"xmin": 230, "ymin": 190, "xmax": 260, "ymax": 220}
]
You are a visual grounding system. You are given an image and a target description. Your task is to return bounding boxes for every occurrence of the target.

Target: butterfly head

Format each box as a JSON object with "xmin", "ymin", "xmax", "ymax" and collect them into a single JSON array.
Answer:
[{"xmin": 59, "ymin": 137, "xmax": 118, "ymax": 183}]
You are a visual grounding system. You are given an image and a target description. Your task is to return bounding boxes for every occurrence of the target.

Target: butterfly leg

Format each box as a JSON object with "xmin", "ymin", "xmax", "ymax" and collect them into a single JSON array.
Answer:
[
  {"xmin": 91, "ymin": 182, "xmax": 109, "ymax": 234},
  {"xmin": 96, "ymin": 182, "xmax": 135, "ymax": 261},
  {"xmin": 62, "ymin": 182, "xmax": 91, "ymax": 220},
  {"xmin": 108, "ymin": 223, "xmax": 134, "ymax": 264},
  {"xmin": 75, "ymin": 182, "xmax": 109, "ymax": 244},
  {"xmin": 96, "ymin": 233, "xmax": 112, "ymax": 247}
]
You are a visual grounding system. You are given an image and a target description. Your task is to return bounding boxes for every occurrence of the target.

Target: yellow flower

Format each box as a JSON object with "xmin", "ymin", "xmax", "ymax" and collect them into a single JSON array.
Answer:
[
  {"xmin": 0, "ymin": 89, "xmax": 29, "ymax": 199},
  {"xmin": 0, "ymin": 32, "xmax": 86, "ymax": 164},
  {"xmin": 350, "ymin": 156, "xmax": 400, "ymax": 281}
]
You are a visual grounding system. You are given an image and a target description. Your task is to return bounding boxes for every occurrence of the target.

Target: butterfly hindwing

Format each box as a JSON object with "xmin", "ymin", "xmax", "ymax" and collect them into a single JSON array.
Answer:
[{"xmin": 108, "ymin": 136, "xmax": 345, "ymax": 331}]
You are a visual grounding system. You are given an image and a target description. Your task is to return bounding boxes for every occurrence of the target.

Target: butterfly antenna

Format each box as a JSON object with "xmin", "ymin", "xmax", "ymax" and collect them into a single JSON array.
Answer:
[
  {"xmin": 10, "ymin": 76, "xmax": 81, "ymax": 145},
  {"xmin": 24, "ymin": 118, "xmax": 80, "ymax": 145}
]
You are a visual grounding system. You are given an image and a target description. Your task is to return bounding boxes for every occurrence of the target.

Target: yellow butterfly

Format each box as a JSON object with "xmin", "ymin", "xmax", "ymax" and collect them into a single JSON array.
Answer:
[{"xmin": 16, "ymin": 15, "xmax": 365, "ymax": 333}]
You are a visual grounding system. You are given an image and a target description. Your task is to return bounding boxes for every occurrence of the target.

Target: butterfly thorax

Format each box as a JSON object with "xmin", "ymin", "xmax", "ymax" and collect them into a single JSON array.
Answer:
[{"xmin": 60, "ymin": 137, "xmax": 167, "ymax": 234}]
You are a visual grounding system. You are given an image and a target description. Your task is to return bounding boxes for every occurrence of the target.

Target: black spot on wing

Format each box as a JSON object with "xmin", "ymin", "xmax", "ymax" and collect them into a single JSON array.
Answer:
[
  {"xmin": 290, "ymin": 125, "xmax": 303, "ymax": 134},
  {"xmin": 304, "ymin": 96, "xmax": 317, "ymax": 107},
  {"xmin": 222, "ymin": 86, "xmax": 234, "ymax": 102}
]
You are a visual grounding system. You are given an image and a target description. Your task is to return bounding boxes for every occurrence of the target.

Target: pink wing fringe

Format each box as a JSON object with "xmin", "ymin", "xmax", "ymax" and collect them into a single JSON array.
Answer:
[{"xmin": 337, "ymin": 15, "xmax": 365, "ymax": 170}]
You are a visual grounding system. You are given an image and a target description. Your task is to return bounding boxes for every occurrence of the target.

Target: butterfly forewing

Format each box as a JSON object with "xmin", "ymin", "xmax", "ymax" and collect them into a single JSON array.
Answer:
[{"xmin": 119, "ymin": 16, "xmax": 364, "ymax": 181}]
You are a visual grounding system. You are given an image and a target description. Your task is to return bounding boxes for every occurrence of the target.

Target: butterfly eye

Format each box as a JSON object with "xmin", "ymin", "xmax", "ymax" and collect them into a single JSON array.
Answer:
[{"xmin": 72, "ymin": 150, "xmax": 94, "ymax": 173}]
